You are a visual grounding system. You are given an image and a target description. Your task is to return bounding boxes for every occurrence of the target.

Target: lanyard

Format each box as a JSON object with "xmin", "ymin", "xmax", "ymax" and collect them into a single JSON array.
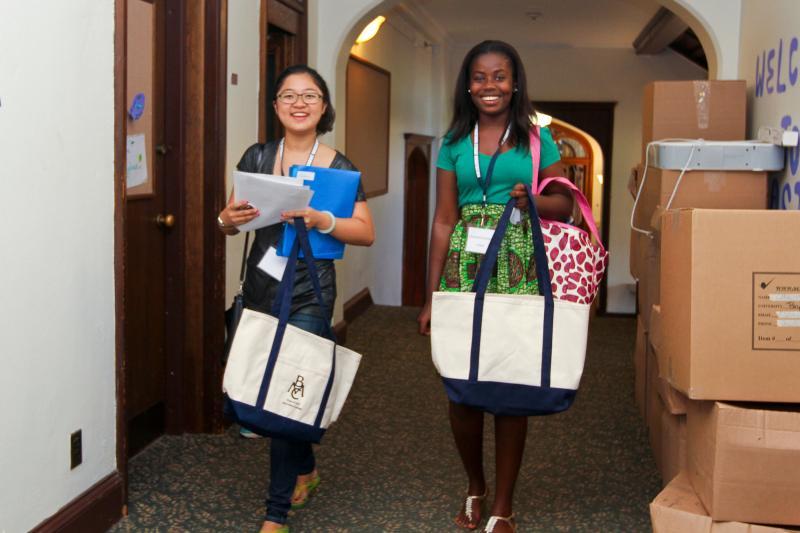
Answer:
[
  {"xmin": 278, "ymin": 137, "xmax": 319, "ymax": 175},
  {"xmin": 473, "ymin": 122, "xmax": 511, "ymax": 207}
]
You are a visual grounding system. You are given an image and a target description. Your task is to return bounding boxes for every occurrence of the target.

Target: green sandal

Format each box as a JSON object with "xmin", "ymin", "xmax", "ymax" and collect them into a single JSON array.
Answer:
[
  {"xmin": 259, "ymin": 522, "xmax": 289, "ymax": 533},
  {"xmin": 290, "ymin": 471, "xmax": 321, "ymax": 510}
]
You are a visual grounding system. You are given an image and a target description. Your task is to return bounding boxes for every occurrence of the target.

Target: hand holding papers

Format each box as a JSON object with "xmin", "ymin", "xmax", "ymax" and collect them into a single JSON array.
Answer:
[{"xmin": 233, "ymin": 171, "xmax": 314, "ymax": 232}]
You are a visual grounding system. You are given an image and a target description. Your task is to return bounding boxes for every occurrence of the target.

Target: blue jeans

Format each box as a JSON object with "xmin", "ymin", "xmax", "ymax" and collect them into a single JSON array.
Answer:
[{"xmin": 265, "ymin": 311, "xmax": 332, "ymax": 525}]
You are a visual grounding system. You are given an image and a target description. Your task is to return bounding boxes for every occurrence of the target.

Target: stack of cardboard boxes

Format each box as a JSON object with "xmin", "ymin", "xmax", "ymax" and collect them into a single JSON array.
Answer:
[{"xmin": 629, "ymin": 81, "xmax": 800, "ymax": 531}]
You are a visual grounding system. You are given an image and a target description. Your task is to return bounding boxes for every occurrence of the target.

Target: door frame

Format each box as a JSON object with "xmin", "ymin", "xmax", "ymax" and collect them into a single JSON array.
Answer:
[
  {"xmin": 402, "ymin": 133, "xmax": 434, "ymax": 306},
  {"xmin": 258, "ymin": 0, "xmax": 309, "ymax": 142},
  {"xmin": 534, "ymin": 101, "xmax": 616, "ymax": 315},
  {"xmin": 114, "ymin": 0, "xmax": 229, "ymax": 506}
]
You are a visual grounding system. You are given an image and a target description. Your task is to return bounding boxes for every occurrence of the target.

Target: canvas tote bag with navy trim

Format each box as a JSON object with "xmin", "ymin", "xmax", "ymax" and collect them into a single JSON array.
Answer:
[
  {"xmin": 431, "ymin": 185, "xmax": 591, "ymax": 416},
  {"xmin": 223, "ymin": 221, "xmax": 361, "ymax": 443}
]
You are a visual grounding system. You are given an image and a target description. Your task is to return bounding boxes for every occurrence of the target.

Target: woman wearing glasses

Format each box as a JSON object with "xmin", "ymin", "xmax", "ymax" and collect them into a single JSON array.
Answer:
[{"xmin": 217, "ymin": 65, "xmax": 375, "ymax": 533}]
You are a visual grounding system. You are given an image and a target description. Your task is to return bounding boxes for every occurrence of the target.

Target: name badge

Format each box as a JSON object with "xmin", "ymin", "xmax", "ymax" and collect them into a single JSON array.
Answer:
[
  {"xmin": 257, "ymin": 246, "xmax": 288, "ymax": 281},
  {"xmin": 465, "ymin": 226, "xmax": 495, "ymax": 255}
]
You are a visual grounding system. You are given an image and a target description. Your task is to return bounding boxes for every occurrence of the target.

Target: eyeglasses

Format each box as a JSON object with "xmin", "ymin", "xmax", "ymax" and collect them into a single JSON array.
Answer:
[{"xmin": 275, "ymin": 92, "xmax": 323, "ymax": 105}]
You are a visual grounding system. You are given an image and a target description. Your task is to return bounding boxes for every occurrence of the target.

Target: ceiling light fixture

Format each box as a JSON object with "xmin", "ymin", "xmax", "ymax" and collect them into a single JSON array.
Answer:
[
  {"xmin": 356, "ymin": 16, "xmax": 386, "ymax": 44},
  {"xmin": 526, "ymin": 10, "xmax": 543, "ymax": 22}
]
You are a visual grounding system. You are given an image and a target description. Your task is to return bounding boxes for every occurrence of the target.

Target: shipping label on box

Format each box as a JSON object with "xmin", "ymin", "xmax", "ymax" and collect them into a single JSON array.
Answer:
[{"xmin": 753, "ymin": 272, "xmax": 800, "ymax": 351}]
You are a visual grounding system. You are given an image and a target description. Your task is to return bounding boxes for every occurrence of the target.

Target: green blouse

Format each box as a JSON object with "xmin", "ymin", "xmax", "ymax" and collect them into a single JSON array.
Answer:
[{"xmin": 437, "ymin": 127, "xmax": 561, "ymax": 207}]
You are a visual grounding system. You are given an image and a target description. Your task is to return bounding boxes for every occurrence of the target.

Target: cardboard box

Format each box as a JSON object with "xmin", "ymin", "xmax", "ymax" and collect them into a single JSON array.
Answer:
[
  {"xmin": 660, "ymin": 410, "xmax": 687, "ymax": 485},
  {"xmin": 636, "ymin": 234, "xmax": 661, "ymax": 327},
  {"xmin": 651, "ymin": 472, "xmax": 800, "ymax": 532},
  {"xmin": 629, "ymin": 163, "xmax": 645, "ymax": 199},
  {"xmin": 658, "ymin": 376, "xmax": 689, "ymax": 415},
  {"xmin": 634, "ymin": 315, "xmax": 648, "ymax": 420},
  {"xmin": 660, "ymin": 209, "xmax": 800, "ymax": 401},
  {"xmin": 631, "ymin": 166, "xmax": 767, "ymax": 232},
  {"xmin": 650, "ymin": 304, "xmax": 663, "ymax": 352},
  {"xmin": 688, "ymin": 401, "xmax": 800, "ymax": 525},
  {"xmin": 651, "ymin": 305, "xmax": 690, "ymax": 415},
  {"xmin": 648, "ymin": 343, "xmax": 665, "ymax": 470},
  {"xmin": 642, "ymin": 80, "xmax": 746, "ymax": 159}
]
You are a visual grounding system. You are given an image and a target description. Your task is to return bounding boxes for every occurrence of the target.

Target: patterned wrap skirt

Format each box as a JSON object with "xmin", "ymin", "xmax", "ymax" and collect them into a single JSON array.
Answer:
[{"xmin": 439, "ymin": 203, "xmax": 540, "ymax": 295}]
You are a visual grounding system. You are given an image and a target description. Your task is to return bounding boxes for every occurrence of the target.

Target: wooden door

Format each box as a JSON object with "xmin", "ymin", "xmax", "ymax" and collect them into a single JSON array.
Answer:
[
  {"xmin": 402, "ymin": 135, "xmax": 433, "ymax": 306},
  {"xmin": 265, "ymin": 27, "xmax": 295, "ymax": 141},
  {"xmin": 124, "ymin": 0, "xmax": 171, "ymax": 456},
  {"xmin": 259, "ymin": 0, "xmax": 308, "ymax": 142}
]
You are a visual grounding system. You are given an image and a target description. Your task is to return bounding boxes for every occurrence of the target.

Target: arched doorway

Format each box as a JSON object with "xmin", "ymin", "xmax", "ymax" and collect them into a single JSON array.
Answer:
[{"xmin": 402, "ymin": 136, "xmax": 433, "ymax": 306}]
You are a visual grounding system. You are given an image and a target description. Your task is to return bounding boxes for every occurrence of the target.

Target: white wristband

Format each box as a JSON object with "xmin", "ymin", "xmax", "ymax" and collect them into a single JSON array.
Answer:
[{"xmin": 318, "ymin": 210, "xmax": 336, "ymax": 234}]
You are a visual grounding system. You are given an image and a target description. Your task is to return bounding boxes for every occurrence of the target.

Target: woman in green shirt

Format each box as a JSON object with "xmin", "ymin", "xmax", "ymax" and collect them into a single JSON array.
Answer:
[{"xmin": 417, "ymin": 40, "xmax": 573, "ymax": 533}]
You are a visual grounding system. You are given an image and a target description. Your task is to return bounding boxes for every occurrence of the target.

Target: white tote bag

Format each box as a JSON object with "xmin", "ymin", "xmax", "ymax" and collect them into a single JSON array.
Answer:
[
  {"xmin": 431, "ymin": 185, "xmax": 594, "ymax": 416},
  {"xmin": 223, "ymin": 222, "xmax": 361, "ymax": 443}
]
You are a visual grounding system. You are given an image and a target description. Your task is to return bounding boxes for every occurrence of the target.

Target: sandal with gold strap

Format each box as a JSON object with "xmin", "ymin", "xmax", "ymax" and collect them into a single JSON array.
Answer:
[
  {"xmin": 484, "ymin": 514, "xmax": 516, "ymax": 532},
  {"xmin": 259, "ymin": 522, "xmax": 289, "ymax": 533},
  {"xmin": 290, "ymin": 471, "xmax": 321, "ymax": 510},
  {"xmin": 455, "ymin": 490, "xmax": 488, "ymax": 530}
]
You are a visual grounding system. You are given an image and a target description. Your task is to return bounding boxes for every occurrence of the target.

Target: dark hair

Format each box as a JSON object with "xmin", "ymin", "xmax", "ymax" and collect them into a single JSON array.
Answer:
[
  {"xmin": 446, "ymin": 40, "xmax": 534, "ymax": 151},
  {"xmin": 273, "ymin": 64, "xmax": 336, "ymax": 134}
]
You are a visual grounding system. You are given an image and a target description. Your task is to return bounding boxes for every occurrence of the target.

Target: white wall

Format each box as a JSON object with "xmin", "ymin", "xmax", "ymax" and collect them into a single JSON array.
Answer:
[
  {"xmin": 739, "ymin": 0, "xmax": 800, "ymax": 210},
  {"xmin": 0, "ymin": 2, "xmax": 116, "ymax": 531},
  {"xmin": 225, "ymin": 0, "xmax": 261, "ymax": 302},
  {"xmin": 343, "ymin": 17, "xmax": 443, "ymax": 305}
]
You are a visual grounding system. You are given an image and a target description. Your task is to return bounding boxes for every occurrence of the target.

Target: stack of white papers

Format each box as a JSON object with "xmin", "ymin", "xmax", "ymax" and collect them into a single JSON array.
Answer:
[{"xmin": 233, "ymin": 171, "xmax": 314, "ymax": 232}]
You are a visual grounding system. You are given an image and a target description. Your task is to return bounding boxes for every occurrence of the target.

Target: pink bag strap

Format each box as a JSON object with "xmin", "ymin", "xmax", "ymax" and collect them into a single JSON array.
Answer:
[
  {"xmin": 529, "ymin": 126, "xmax": 541, "ymax": 191},
  {"xmin": 529, "ymin": 124, "xmax": 604, "ymax": 250},
  {"xmin": 538, "ymin": 176, "xmax": 605, "ymax": 251}
]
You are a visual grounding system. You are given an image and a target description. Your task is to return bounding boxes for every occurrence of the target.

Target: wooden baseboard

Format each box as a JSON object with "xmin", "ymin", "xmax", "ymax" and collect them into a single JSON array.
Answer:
[
  {"xmin": 334, "ymin": 288, "xmax": 372, "ymax": 346},
  {"xmin": 333, "ymin": 320, "xmax": 347, "ymax": 345},
  {"xmin": 32, "ymin": 471, "xmax": 123, "ymax": 533},
  {"xmin": 343, "ymin": 287, "xmax": 373, "ymax": 323}
]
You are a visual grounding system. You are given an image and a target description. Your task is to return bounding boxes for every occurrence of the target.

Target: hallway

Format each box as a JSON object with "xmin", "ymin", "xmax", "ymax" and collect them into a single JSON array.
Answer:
[{"xmin": 112, "ymin": 307, "xmax": 659, "ymax": 531}]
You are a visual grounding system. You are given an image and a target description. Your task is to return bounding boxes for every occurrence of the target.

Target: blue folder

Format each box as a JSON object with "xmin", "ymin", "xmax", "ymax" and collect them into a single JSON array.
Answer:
[{"xmin": 278, "ymin": 165, "xmax": 361, "ymax": 259}]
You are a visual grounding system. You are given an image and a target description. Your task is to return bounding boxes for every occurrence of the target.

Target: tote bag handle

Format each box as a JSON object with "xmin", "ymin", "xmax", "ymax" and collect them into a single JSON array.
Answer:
[
  {"xmin": 258, "ymin": 219, "xmax": 336, "ymax": 429},
  {"xmin": 469, "ymin": 185, "xmax": 555, "ymax": 387}
]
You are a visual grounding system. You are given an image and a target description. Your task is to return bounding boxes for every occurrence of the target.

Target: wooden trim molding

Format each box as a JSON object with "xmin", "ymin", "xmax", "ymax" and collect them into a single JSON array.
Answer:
[
  {"xmin": 31, "ymin": 472, "xmax": 123, "ymax": 533},
  {"xmin": 113, "ymin": 0, "xmax": 128, "ymax": 504},
  {"xmin": 343, "ymin": 287, "xmax": 373, "ymax": 324},
  {"xmin": 333, "ymin": 320, "xmax": 348, "ymax": 345},
  {"xmin": 333, "ymin": 288, "xmax": 373, "ymax": 346},
  {"xmin": 203, "ymin": 0, "xmax": 229, "ymax": 433},
  {"xmin": 258, "ymin": 0, "xmax": 268, "ymax": 143}
]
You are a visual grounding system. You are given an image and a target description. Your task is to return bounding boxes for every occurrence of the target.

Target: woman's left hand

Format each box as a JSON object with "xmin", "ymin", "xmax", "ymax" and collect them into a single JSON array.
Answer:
[
  {"xmin": 510, "ymin": 183, "xmax": 530, "ymax": 210},
  {"xmin": 280, "ymin": 207, "xmax": 334, "ymax": 231}
]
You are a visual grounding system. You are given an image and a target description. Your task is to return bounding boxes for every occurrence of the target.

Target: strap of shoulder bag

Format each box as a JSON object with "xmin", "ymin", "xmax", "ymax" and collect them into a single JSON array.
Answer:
[{"xmin": 469, "ymin": 185, "xmax": 555, "ymax": 387}]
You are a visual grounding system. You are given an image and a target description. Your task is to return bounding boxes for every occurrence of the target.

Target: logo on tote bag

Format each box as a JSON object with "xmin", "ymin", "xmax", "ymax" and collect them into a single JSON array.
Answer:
[{"xmin": 288, "ymin": 375, "xmax": 305, "ymax": 400}]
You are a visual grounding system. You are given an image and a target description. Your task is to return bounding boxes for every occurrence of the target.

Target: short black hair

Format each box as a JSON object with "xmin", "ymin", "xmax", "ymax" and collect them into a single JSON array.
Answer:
[
  {"xmin": 446, "ymin": 40, "xmax": 534, "ymax": 151},
  {"xmin": 274, "ymin": 64, "xmax": 336, "ymax": 134}
]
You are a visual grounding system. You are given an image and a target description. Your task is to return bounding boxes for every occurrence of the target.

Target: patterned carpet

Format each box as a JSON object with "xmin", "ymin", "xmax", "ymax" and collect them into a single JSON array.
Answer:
[{"xmin": 111, "ymin": 306, "xmax": 659, "ymax": 532}]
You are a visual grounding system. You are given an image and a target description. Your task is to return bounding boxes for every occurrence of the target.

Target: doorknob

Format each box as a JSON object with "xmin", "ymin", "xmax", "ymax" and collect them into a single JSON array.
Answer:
[
  {"xmin": 155, "ymin": 144, "xmax": 171, "ymax": 156},
  {"xmin": 156, "ymin": 214, "xmax": 175, "ymax": 228}
]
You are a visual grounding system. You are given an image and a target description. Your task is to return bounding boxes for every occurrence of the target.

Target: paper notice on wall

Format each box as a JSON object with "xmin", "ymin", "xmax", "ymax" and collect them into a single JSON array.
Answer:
[
  {"xmin": 753, "ymin": 272, "xmax": 800, "ymax": 351},
  {"xmin": 126, "ymin": 134, "xmax": 148, "ymax": 189}
]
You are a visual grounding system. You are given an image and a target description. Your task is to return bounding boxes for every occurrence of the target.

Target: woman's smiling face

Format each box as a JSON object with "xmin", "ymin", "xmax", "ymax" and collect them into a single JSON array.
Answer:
[
  {"xmin": 273, "ymin": 73, "xmax": 327, "ymax": 136},
  {"xmin": 469, "ymin": 52, "xmax": 514, "ymax": 117}
]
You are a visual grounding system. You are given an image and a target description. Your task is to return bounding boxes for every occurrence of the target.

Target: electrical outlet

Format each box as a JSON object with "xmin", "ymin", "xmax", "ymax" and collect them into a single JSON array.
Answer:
[{"xmin": 70, "ymin": 430, "xmax": 82, "ymax": 470}]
